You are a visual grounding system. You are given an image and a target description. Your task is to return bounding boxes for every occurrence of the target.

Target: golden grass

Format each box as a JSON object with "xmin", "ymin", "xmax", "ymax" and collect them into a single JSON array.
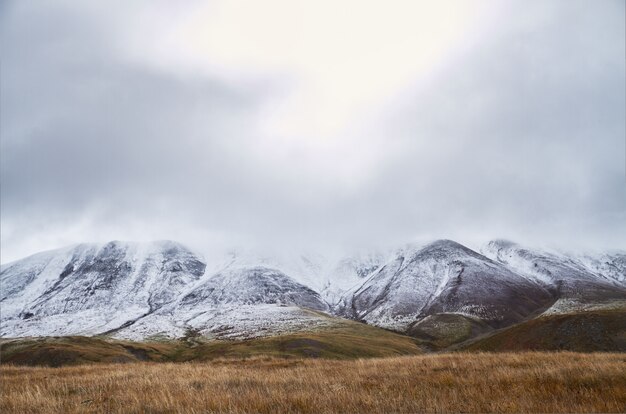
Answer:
[{"xmin": 2, "ymin": 352, "xmax": 625, "ymax": 413}]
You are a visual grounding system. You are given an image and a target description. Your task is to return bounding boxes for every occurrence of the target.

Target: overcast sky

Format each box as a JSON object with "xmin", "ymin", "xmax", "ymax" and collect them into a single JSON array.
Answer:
[{"xmin": 1, "ymin": 0, "xmax": 625, "ymax": 262}]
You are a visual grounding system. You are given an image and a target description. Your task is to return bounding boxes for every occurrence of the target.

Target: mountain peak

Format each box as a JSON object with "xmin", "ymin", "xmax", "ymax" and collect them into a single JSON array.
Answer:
[
  {"xmin": 486, "ymin": 239, "xmax": 518, "ymax": 250},
  {"xmin": 415, "ymin": 239, "xmax": 487, "ymax": 262},
  {"xmin": 423, "ymin": 239, "xmax": 467, "ymax": 251}
]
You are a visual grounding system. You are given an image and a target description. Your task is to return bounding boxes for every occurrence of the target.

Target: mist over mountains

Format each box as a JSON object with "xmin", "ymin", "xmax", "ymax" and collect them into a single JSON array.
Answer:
[{"xmin": 2, "ymin": 0, "xmax": 625, "ymax": 265}]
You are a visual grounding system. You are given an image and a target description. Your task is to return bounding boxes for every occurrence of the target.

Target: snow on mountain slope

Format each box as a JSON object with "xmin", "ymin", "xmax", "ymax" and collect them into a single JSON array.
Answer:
[
  {"xmin": 482, "ymin": 240, "xmax": 626, "ymax": 314},
  {"xmin": 0, "ymin": 242, "xmax": 349, "ymax": 339},
  {"xmin": 1, "ymin": 245, "xmax": 78, "ymax": 309},
  {"xmin": 1, "ymin": 241, "xmax": 206, "ymax": 337},
  {"xmin": 204, "ymin": 248, "xmax": 385, "ymax": 305},
  {"xmin": 338, "ymin": 240, "xmax": 556, "ymax": 332},
  {"xmin": 577, "ymin": 252, "xmax": 626, "ymax": 284},
  {"xmin": 177, "ymin": 266, "xmax": 328, "ymax": 311},
  {"xmin": 202, "ymin": 249, "xmax": 329, "ymax": 294},
  {"xmin": 113, "ymin": 266, "xmax": 340, "ymax": 340},
  {"xmin": 114, "ymin": 304, "xmax": 339, "ymax": 341},
  {"xmin": 1, "ymin": 239, "xmax": 624, "ymax": 340}
]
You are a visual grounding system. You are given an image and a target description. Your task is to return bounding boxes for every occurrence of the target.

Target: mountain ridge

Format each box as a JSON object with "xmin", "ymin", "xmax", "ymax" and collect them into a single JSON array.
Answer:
[{"xmin": 2, "ymin": 239, "xmax": 625, "ymax": 347}]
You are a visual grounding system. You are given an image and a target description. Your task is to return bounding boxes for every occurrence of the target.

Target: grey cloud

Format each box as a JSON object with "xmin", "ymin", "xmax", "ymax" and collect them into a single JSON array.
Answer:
[
  {"xmin": 1, "ymin": 0, "xmax": 625, "ymax": 262},
  {"xmin": 346, "ymin": 0, "xmax": 626, "ymax": 248}
]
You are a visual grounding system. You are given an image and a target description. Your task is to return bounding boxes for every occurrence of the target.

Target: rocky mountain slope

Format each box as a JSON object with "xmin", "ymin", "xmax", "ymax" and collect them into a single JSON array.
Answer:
[
  {"xmin": 1, "ymin": 241, "xmax": 206, "ymax": 337},
  {"xmin": 482, "ymin": 240, "xmax": 626, "ymax": 313},
  {"xmin": 1, "ymin": 239, "xmax": 624, "ymax": 346},
  {"xmin": 336, "ymin": 240, "xmax": 556, "ymax": 332}
]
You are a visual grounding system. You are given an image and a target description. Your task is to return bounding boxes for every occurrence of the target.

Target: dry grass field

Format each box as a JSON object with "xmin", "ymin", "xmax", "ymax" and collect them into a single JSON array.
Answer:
[{"xmin": 2, "ymin": 352, "xmax": 625, "ymax": 413}]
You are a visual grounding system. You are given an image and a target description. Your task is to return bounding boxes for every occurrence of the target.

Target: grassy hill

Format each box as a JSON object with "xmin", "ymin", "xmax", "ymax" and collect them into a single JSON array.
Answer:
[
  {"xmin": 0, "ymin": 320, "xmax": 423, "ymax": 367},
  {"xmin": 462, "ymin": 308, "xmax": 626, "ymax": 352},
  {"xmin": 407, "ymin": 312, "xmax": 494, "ymax": 350}
]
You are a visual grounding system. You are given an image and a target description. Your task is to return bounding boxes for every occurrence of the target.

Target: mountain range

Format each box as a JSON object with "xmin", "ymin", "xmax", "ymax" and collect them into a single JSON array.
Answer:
[{"xmin": 2, "ymin": 239, "xmax": 625, "ymax": 353}]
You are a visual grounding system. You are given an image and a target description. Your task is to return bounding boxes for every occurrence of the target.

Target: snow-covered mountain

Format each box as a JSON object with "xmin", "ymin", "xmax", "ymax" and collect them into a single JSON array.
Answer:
[
  {"xmin": 0, "ymin": 241, "xmax": 377, "ymax": 339},
  {"xmin": 336, "ymin": 240, "xmax": 557, "ymax": 331},
  {"xmin": 1, "ymin": 239, "xmax": 624, "ymax": 341},
  {"xmin": 481, "ymin": 240, "xmax": 626, "ymax": 314},
  {"xmin": 1, "ymin": 241, "xmax": 206, "ymax": 337},
  {"xmin": 115, "ymin": 266, "xmax": 332, "ymax": 340},
  {"xmin": 203, "ymin": 248, "xmax": 385, "ymax": 305}
]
